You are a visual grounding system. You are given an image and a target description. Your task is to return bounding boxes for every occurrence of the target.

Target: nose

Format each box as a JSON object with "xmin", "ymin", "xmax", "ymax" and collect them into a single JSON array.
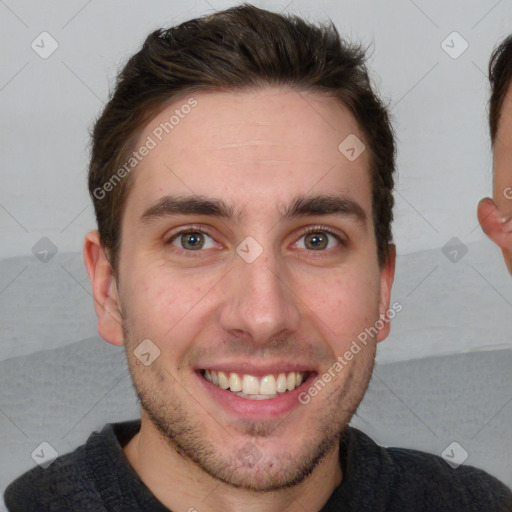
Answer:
[{"xmin": 219, "ymin": 247, "xmax": 301, "ymax": 347}]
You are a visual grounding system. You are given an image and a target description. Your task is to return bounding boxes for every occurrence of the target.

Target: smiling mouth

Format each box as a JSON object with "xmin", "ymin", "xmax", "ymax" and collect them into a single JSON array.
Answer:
[{"xmin": 200, "ymin": 369, "xmax": 312, "ymax": 400}]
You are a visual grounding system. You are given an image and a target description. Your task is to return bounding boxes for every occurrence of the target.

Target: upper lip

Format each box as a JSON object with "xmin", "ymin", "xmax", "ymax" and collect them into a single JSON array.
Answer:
[{"xmin": 195, "ymin": 361, "xmax": 316, "ymax": 377}]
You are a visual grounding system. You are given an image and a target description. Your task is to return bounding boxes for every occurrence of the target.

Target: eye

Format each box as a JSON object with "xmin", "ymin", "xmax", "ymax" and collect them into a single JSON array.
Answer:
[
  {"xmin": 168, "ymin": 229, "xmax": 217, "ymax": 251},
  {"xmin": 294, "ymin": 227, "xmax": 344, "ymax": 251},
  {"xmin": 164, "ymin": 225, "xmax": 345, "ymax": 255}
]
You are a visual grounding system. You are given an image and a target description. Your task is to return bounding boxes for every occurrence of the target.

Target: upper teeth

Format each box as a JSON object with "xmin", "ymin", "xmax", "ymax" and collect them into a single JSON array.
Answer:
[{"xmin": 204, "ymin": 370, "xmax": 306, "ymax": 395}]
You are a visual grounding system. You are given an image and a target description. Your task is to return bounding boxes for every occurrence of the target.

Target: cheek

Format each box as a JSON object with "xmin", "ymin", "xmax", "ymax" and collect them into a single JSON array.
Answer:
[
  {"xmin": 121, "ymin": 271, "xmax": 201, "ymax": 346},
  {"xmin": 300, "ymin": 272, "xmax": 381, "ymax": 342}
]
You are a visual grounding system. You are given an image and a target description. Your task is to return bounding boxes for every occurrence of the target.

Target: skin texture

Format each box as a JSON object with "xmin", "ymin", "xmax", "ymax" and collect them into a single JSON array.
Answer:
[
  {"xmin": 478, "ymin": 83, "xmax": 512, "ymax": 274},
  {"xmin": 84, "ymin": 86, "xmax": 395, "ymax": 512}
]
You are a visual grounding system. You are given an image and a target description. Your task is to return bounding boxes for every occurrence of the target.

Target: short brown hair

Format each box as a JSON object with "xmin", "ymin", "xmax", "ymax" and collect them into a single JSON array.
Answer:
[
  {"xmin": 489, "ymin": 34, "xmax": 512, "ymax": 144},
  {"xmin": 88, "ymin": 3, "xmax": 396, "ymax": 275}
]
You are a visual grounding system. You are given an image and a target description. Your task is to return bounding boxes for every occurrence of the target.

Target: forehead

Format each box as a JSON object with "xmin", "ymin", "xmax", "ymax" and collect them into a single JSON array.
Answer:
[{"xmin": 125, "ymin": 86, "xmax": 373, "ymax": 219}]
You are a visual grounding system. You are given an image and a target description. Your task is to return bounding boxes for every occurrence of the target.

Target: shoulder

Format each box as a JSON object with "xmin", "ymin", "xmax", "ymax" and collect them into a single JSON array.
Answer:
[
  {"xmin": 3, "ymin": 441, "xmax": 104, "ymax": 511},
  {"xmin": 346, "ymin": 427, "xmax": 512, "ymax": 511},
  {"xmin": 4, "ymin": 420, "xmax": 141, "ymax": 511},
  {"xmin": 388, "ymin": 445, "xmax": 512, "ymax": 508}
]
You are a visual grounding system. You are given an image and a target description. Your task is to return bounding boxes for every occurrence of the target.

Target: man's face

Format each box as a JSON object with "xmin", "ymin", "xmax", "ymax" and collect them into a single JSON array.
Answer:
[
  {"xmin": 108, "ymin": 87, "xmax": 394, "ymax": 491},
  {"xmin": 478, "ymin": 83, "xmax": 512, "ymax": 274},
  {"xmin": 492, "ymin": 84, "xmax": 512, "ymax": 272}
]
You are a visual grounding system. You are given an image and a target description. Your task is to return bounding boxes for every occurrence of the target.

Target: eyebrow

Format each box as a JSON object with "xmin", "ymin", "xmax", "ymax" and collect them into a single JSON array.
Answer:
[{"xmin": 139, "ymin": 193, "xmax": 367, "ymax": 227}]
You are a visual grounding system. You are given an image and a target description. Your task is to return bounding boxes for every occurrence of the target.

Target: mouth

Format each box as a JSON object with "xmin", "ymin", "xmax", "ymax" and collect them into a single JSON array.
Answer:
[
  {"xmin": 194, "ymin": 361, "xmax": 318, "ymax": 419},
  {"xmin": 200, "ymin": 369, "xmax": 311, "ymax": 400}
]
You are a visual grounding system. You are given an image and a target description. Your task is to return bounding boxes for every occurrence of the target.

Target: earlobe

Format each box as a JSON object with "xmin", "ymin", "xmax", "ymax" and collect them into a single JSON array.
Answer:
[
  {"xmin": 377, "ymin": 243, "xmax": 396, "ymax": 343},
  {"xmin": 83, "ymin": 231, "xmax": 124, "ymax": 346}
]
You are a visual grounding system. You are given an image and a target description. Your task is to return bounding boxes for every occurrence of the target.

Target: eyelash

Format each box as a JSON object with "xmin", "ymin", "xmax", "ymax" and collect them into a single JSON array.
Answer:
[{"xmin": 164, "ymin": 224, "xmax": 346, "ymax": 256}]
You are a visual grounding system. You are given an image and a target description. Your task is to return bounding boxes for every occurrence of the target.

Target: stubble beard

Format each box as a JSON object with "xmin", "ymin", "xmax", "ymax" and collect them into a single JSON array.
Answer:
[{"xmin": 122, "ymin": 323, "xmax": 376, "ymax": 492}]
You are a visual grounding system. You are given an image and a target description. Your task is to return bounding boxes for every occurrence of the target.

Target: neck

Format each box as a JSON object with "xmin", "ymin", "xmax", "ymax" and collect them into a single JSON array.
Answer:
[{"xmin": 123, "ymin": 413, "xmax": 343, "ymax": 512}]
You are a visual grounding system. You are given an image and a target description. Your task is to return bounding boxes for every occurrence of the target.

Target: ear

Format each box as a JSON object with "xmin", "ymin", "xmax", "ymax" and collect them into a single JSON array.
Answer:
[
  {"xmin": 83, "ymin": 230, "xmax": 124, "ymax": 346},
  {"xmin": 376, "ymin": 243, "xmax": 396, "ymax": 343},
  {"xmin": 477, "ymin": 197, "xmax": 512, "ymax": 274},
  {"xmin": 477, "ymin": 197, "xmax": 512, "ymax": 248}
]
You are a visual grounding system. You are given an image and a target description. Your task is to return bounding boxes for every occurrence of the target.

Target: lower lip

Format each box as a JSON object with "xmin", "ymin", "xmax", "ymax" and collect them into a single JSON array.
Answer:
[{"xmin": 196, "ymin": 371, "xmax": 317, "ymax": 420}]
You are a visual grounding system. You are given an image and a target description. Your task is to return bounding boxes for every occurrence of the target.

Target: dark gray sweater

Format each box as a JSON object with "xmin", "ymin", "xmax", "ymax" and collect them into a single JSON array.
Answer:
[{"xmin": 4, "ymin": 419, "xmax": 512, "ymax": 511}]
